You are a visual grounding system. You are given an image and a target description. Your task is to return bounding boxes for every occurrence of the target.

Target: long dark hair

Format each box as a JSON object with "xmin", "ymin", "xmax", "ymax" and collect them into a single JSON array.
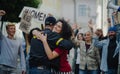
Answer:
[{"xmin": 56, "ymin": 19, "xmax": 72, "ymax": 40}]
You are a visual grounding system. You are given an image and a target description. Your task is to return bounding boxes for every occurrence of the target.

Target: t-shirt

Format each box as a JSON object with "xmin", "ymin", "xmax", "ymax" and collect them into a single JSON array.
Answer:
[
  {"xmin": 54, "ymin": 48, "xmax": 71, "ymax": 72},
  {"xmin": 107, "ymin": 38, "xmax": 118, "ymax": 69}
]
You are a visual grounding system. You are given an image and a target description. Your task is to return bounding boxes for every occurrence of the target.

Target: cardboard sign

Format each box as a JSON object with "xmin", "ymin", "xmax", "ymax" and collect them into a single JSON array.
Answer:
[{"xmin": 19, "ymin": 6, "xmax": 47, "ymax": 33}]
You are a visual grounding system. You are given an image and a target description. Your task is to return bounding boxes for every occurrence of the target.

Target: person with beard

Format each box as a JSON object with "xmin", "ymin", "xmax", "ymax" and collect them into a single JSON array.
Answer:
[{"xmin": 94, "ymin": 26, "xmax": 120, "ymax": 74}]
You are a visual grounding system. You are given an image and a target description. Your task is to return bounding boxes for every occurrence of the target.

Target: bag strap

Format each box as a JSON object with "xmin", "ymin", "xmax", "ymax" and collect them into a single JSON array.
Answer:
[
  {"xmin": 33, "ymin": 36, "xmax": 37, "ymax": 38},
  {"xmin": 56, "ymin": 38, "xmax": 63, "ymax": 46}
]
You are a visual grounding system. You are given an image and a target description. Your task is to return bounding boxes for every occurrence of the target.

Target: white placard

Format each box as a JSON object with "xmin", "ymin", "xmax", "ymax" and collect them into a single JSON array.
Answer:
[{"xmin": 19, "ymin": 6, "xmax": 48, "ymax": 33}]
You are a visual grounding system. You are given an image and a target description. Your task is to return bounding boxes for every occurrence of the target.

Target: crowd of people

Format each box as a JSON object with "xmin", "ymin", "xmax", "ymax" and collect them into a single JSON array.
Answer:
[{"xmin": 0, "ymin": 1, "xmax": 120, "ymax": 74}]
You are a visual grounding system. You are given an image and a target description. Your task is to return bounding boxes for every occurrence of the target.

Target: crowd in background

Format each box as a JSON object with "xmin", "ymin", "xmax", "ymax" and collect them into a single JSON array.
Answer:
[{"xmin": 0, "ymin": 1, "xmax": 120, "ymax": 74}]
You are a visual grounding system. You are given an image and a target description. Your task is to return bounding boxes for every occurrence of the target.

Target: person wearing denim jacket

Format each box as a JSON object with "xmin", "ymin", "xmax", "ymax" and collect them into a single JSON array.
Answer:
[{"xmin": 94, "ymin": 26, "xmax": 120, "ymax": 74}]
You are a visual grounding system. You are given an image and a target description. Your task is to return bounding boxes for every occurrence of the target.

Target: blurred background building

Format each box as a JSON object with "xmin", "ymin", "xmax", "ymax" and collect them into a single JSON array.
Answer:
[{"xmin": 38, "ymin": 0, "xmax": 118, "ymax": 35}]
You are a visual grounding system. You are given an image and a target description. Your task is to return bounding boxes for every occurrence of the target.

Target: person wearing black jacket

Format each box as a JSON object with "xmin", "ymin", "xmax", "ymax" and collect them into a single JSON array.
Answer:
[{"xmin": 28, "ymin": 16, "xmax": 73, "ymax": 74}]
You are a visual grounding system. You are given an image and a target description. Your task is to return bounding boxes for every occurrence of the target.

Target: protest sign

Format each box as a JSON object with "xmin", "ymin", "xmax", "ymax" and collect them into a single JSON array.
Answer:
[{"xmin": 19, "ymin": 6, "xmax": 47, "ymax": 33}]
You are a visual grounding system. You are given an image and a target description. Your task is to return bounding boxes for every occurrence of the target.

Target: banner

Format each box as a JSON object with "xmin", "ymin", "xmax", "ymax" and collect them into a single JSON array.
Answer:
[{"xmin": 19, "ymin": 6, "xmax": 47, "ymax": 34}]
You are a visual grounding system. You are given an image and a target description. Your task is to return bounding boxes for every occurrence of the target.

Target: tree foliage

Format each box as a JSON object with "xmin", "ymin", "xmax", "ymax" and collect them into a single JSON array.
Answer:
[{"xmin": 0, "ymin": 0, "xmax": 42, "ymax": 22}]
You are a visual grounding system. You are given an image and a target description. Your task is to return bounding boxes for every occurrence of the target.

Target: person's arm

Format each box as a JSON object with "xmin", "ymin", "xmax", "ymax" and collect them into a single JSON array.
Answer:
[
  {"xmin": 19, "ymin": 42, "xmax": 26, "ymax": 74},
  {"xmin": 46, "ymin": 31, "xmax": 74, "ymax": 50},
  {"xmin": 58, "ymin": 39, "xmax": 74, "ymax": 50},
  {"xmin": 0, "ymin": 10, "xmax": 6, "ymax": 16},
  {"xmin": 37, "ymin": 33, "xmax": 59, "ymax": 60},
  {"xmin": 32, "ymin": 28, "xmax": 73, "ymax": 50},
  {"xmin": 93, "ymin": 36, "xmax": 104, "ymax": 49},
  {"xmin": 113, "ymin": 42, "xmax": 120, "ymax": 57},
  {"xmin": 112, "ymin": 12, "xmax": 119, "ymax": 25},
  {"xmin": 88, "ymin": 19, "xmax": 94, "ymax": 35}
]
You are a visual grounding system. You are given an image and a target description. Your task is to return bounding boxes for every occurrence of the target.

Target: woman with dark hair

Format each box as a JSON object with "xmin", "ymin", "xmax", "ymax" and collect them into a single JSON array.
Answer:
[
  {"xmin": 37, "ymin": 19, "xmax": 73, "ymax": 74},
  {"xmin": 74, "ymin": 33, "xmax": 84, "ymax": 74}
]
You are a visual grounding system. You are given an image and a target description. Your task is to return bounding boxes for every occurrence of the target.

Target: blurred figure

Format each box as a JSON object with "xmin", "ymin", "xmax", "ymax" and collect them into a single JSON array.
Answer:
[
  {"xmin": 28, "ymin": 16, "xmax": 58, "ymax": 74},
  {"xmin": 94, "ymin": 26, "xmax": 120, "ymax": 74},
  {"xmin": 95, "ymin": 28, "xmax": 107, "ymax": 74},
  {"xmin": 79, "ymin": 31, "xmax": 100, "ymax": 74},
  {"xmin": 71, "ymin": 23, "xmax": 81, "ymax": 36},
  {"xmin": 95, "ymin": 29, "xmax": 107, "ymax": 56},
  {"xmin": 111, "ymin": 11, "xmax": 120, "ymax": 74},
  {"xmin": 0, "ymin": 23, "xmax": 26, "ymax": 74},
  {"xmin": 74, "ymin": 33, "xmax": 84, "ymax": 74},
  {"xmin": 28, "ymin": 17, "xmax": 73, "ymax": 74},
  {"xmin": 71, "ymin": 23, "xmax": 81, "ymax": 74}
]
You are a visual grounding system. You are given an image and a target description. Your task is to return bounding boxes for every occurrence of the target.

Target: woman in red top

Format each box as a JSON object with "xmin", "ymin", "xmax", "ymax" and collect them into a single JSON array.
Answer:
[{"xmin": 37, "ymin": 19, "xmax": 73, "ymax": 74}]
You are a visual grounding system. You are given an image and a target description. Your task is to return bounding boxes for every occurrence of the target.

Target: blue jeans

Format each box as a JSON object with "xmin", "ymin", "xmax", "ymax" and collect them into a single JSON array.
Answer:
[
  {"xmin": 79, "ymin": 69, "xmax": 99, "ymax": 74},
  {"xmin": 0, "ymin": 65, "xmax": 17, "ymax": 74},
  {"xmin": 104, "ymin": 69, "xmax": 117, "ymax": 74},
  {"xmin": 29, "ymin": 67, "xmax": 53, "ymax": 74}
]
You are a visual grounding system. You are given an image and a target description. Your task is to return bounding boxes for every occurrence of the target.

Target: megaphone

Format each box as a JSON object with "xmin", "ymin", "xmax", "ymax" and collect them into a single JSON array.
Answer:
[{"xmin": 107, "ymin": 0, "xmax": 120, "ymax": 11}]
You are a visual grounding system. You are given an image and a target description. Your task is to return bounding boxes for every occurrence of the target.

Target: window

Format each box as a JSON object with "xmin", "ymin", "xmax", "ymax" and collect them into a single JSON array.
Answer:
[{"xmin": 78, "ymin": 5, "xmax": 87, "ymax": 16}]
